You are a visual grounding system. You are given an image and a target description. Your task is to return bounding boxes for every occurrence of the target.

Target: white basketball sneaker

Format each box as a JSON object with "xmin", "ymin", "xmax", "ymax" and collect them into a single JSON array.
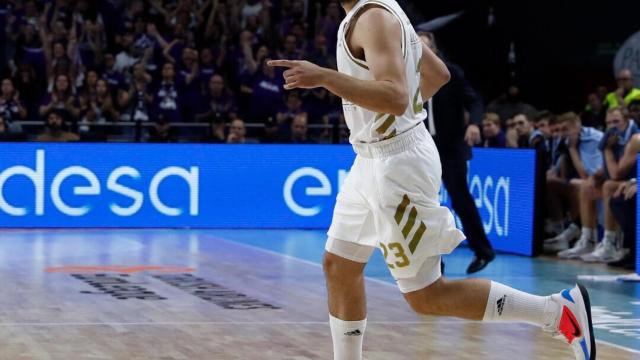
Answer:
[
  {"xmin": 544, "ymin": 284, "xmax": 596, "ymax": 360},
  {"xmin": 580, "ymin": 236, "xmax": 618, "ymax": 263},
  {"xmin": 558, "ymin": 233, "xmax": 594, "ymax": 259},
  {"xmin": 544, "ymin": 224, "xmax": 580, "ymax": 253}
]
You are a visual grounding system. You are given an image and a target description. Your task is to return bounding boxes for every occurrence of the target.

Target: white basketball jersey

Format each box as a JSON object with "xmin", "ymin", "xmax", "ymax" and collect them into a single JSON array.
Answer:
[{"xmin": 336, "ymin": 0, "xmax": 426, "ymax": 144}]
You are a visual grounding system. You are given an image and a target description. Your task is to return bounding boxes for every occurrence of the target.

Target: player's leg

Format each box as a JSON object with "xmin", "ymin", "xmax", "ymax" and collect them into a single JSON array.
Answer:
[
  {"xmin": 324, "ymin": 152, "xmax": 377, "ymax": 360},
  {"xmin": 559, "ymin": 180, "xmax": 597, "ymax": 258},
  {"xmin": 403, "ymin": 271, "xmax": 596, "ymax": 359},
  {"xmin": 582, "ymin": 180, "xmax": 622, "ymax": 262},
  {"xmin": 544, "ymin": 178, "xmax": 581, "ymax": 252},
  {"xmin": 323, "ymin": 238, "xmax": 375, "ymax": 360}
]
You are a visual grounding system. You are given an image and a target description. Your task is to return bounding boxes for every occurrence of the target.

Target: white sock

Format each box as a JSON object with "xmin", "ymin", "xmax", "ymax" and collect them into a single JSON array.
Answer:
[
  {"xmin": 581, "ymin": 227, "xmax": 596, "ymax": 241},
  {"xmin": 329, "ymin": 315, "xmax": 366, "ymax": 360},
  {"xmin": 483, "ymin": 282, "xmax": 559, "ymax": 328}
]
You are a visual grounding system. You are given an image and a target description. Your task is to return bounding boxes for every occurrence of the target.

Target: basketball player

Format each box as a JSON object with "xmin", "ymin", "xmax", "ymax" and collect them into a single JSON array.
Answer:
[{"xmin": 269, "ymin": 1, "xmax": 595, "ymax": 359}]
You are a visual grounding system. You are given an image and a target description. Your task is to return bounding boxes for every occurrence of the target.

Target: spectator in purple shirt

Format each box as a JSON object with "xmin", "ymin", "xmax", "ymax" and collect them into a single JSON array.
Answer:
[
  {"xmin": 102, "ymin": 53, "xmax": 126, "ymax": 94},
  {"xmin": 0, "ymin": 78, "xmax": 28, "ymax": 127},
  {"xmin": 247, "ymin": 58, "xmax": 283, "ymax": 123},
  {"xmin": 196, "ymin": 74, "xmax": 237, "ymax": 122},
  {"xmin": 119, "ymin": 62, "xmax": 154, "ymax": 123},
  {"xmin": 39, "ymin": 73, "xmax": 80, "ymax": 124},
  {"xmin": 154, "ymin": 62, "xmax": 183, "ymax": 123}
]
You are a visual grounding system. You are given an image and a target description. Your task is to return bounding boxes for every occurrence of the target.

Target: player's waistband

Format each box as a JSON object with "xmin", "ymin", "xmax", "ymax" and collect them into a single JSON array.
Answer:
[{"xmin": 352, "ymin": 123, "xmax": 428, "ymax": 159}]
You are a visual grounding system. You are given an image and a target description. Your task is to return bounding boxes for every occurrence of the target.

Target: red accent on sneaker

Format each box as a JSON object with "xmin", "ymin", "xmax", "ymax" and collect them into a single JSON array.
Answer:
[{"xmin": 558, "ymin": 306, "xmax": 582, "ymax": 344}]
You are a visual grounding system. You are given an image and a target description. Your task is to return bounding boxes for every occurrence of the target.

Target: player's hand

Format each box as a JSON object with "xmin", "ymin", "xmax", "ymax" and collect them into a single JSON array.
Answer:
[
  {"xmin": 605, "ymin": 133, "xmax": 619, "ymax": 148},
  {"xmin": 614, "ymin": 181, "xmax": 629, "ymax": 198},
  {"xmin": 268, "ymin": 60, "xmax": 327, "ymax": 90},
  {"xmin": 464, "ymin": 124, "xmax": 481, "ymax": 146},
  {"xmin": 624, "ymin": 183, "xmax": 637, "ymax": 200}
]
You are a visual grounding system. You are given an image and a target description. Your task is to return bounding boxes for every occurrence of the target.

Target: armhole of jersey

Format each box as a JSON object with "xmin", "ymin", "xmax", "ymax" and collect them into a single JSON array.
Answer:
[{"xmin": 342, "ymin": 1, "xmax": 407, "ymax": 70}]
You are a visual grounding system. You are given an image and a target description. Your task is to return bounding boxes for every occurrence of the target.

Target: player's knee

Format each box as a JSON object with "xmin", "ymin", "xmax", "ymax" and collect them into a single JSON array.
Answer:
[
  {"xmin": 404, "ymin": 277, "xmax": 447, "ymax": 316},
  {"xmin": 323, "ymin": 251, "xmax": 364, "ymax": 281}
]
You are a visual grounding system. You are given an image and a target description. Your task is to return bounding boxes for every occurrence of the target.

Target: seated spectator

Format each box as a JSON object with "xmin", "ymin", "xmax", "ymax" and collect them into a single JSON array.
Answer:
[
  {"xmin": 480, "ymin": 112, "xmax": 505, "ymax": 148},
  {"xmin": 548, "ymin": 115, "xmax": 568, "ymax": 178},
  {"xmin": 36, "ymin": 109, "xmax": 80, "ymax": 142},
  {"xmin": 546, "ymin": 112, "xmax": 604, "ymax": 253},
  {"xmin": 604, "ymin": 69, "xmax": 640, "ymax": 109},
  {"xmin": 504, "ymin": 117, "xmax": 519, "ymax": 148},
  {"xmin": 576, "ymin": 109, "xmax": 636, "ymax": 262},
  {"xmin": 0, "ymin": 78, "xmax": 28, "ymax": 132},
  {"xmin": 533, "ymin": 111, "xmax": 553, "ymax": 138},
  {"xmin": 196, "ymin": 74, "xmax": 237, "ymax": 122},
  {"xmin": 286, "ymin": 113, "xmax": 315, "ymax": 144},
  {"xmin": 558, "ymin": 109, "xmax": 635, "ymax": 261},
  {"xmin": 514, "ymin": 113, "xmax": 544, "ymax": 148},
  {"xmin": 598, "ymin": 119, "xmax": 640, "ymax": 268},
  {"xmin": 227, "ymin": 118, "xmax": 257, "ymax": 144}
]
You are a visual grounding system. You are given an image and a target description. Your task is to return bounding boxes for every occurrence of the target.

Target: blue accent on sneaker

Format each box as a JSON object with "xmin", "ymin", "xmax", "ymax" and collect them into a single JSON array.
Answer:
[
  {"xmin": 580, "ymin": 338, "xmax": 589, "ymax": 359},
  {"xmin": 562, "ymin": 289, "xmax": 575, "ymax": 303}
]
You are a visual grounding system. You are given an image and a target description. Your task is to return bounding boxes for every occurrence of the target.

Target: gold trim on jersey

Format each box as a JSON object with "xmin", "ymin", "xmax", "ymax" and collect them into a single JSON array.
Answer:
[
  {"xmin": 412, "ymin": 88, "xmax": 423, "ymax": 114},
  {"xmin": 341, "ymin": 0, "xmax": 408, "ymax": 72},
  {"xmin": 375, "ymin": 114, "xmax": 396, "ymax": 134}
]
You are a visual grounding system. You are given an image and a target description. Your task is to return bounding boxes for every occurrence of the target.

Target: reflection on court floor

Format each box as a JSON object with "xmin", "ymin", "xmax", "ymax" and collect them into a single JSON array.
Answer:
[{"xmin": 0, "ymin": 229, "xmax": 638, "ymax": 359}]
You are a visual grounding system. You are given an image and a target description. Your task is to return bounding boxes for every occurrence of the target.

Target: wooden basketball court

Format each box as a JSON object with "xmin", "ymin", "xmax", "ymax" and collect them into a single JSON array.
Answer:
[{"xmin": 0, "ymin": 229, "xmax": 637, "ymax": 359}]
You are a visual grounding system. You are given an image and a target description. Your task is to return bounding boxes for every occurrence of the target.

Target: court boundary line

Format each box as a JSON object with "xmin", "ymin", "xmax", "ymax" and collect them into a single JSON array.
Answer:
[{"xmin": 209, "ymin": 235, "xmax": 640, "ymax": 355}]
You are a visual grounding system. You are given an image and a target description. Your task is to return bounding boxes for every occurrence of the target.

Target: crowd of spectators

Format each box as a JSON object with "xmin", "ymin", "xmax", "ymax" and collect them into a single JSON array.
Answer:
[
  {"xmin": 1, "ymin": 1, "xmax": 639, "ymax": 270},
  {"xmin": 478, "ymin": 71, "xmax": 640, "ymax": 271},
  {"xmin": 0, "ymin": 0, "xmax": 346, "ymax": 143}
]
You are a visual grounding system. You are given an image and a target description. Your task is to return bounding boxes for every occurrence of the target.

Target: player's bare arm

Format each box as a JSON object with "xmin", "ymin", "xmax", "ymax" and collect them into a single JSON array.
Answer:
[
  {"xmin": 418, "ymin": 38, "xmax": 450, "ymax": 100},
  {"xmin": 611, "ymin": 134, "xmax": 640, "ymax": 180},
  {"xmin": 269, "ymin": 7, "xmax": 411, "ymax": 116}
]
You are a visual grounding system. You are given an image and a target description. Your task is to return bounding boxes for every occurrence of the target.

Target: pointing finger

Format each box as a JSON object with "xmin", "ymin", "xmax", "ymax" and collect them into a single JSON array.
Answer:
[{"xmin": 268, "ymin": 59, "xmax": 297, "ymax": 68}]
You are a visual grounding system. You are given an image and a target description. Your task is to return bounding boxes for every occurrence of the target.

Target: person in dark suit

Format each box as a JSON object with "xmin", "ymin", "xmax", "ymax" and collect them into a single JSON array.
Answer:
[{"xmin": 419, "ymin": 32, "xmax": 495, "ymax": 274}]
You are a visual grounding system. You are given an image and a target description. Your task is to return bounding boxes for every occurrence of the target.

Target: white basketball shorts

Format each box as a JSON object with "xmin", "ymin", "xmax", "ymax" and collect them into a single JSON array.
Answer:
[{"xmin": 326, "ymin": 123, "xmax": 465, "ymax": 292}]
